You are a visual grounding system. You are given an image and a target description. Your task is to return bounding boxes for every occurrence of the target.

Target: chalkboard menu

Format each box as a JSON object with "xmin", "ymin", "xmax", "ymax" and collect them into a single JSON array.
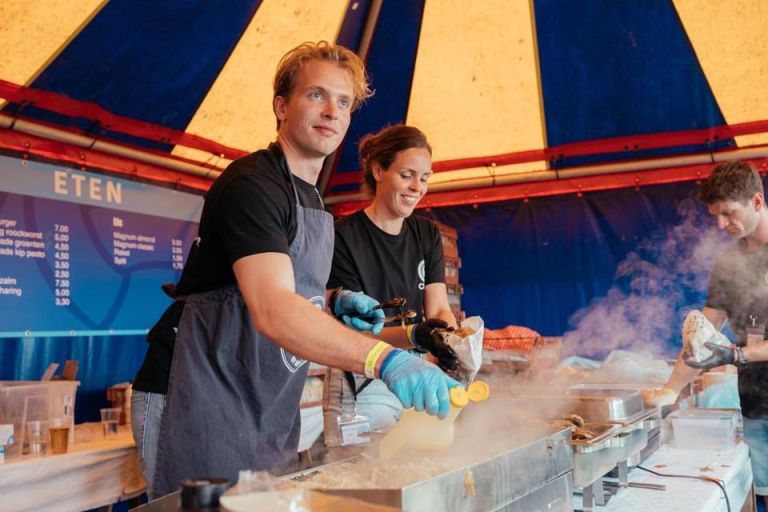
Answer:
[{"xmin": 0, "ymin": 155, "xmax": 203, "ymax": 337}]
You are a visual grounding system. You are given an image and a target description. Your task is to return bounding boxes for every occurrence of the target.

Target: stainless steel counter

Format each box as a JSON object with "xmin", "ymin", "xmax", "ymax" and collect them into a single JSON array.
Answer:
[
  {"xmin": 132, "ymin": 429, "xmax": 573, "ymax": 512},
  {"xmin": 289, "ymin": 427, "xmax": 573, "ymax": 512}
]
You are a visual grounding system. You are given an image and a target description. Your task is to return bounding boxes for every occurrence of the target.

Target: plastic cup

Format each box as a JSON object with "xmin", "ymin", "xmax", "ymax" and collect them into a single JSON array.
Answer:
[
  {"xmin": 49, "ymin": 418, "xmax": 71, "ymax": 454},
  {"xmin": 100, "ymin": 408, "xmax": 121, "ymax": 438},
  {"xmin": 26, "ymin": 420, "xmax": 49, "ymax": 455}
]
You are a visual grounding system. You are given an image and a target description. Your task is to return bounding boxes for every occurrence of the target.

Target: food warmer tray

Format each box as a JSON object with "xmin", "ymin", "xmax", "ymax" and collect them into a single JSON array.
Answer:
[{"xmin": 287, "ymin": 428, "xmax": 574, "ymax": 512}]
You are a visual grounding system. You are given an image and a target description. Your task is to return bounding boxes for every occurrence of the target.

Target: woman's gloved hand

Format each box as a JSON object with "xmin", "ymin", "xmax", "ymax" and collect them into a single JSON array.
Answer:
[
  {"xmin": 380, "ymin": 350, "xmax": 461, "ymax": 419},
  {"xmin": 408, "ymin": 319, "xmax": 460, "ymax": 372},
  {"xmin": 330, "ymin": 289, "xmax": 385, "ymax": 334},
  {"xmin": 685, "ymin": 341, "xmax": 738, "ymax": 370}
]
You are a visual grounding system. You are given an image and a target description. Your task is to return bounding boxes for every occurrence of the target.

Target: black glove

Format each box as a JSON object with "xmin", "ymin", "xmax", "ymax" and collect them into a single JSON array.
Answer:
[
  {"xmin": 408, "ymin": 319, "xmax": 459, "ymax": 372},
  {"xmin": 684, "ymin": 342, "xmax": 737, "ymax": 370}
]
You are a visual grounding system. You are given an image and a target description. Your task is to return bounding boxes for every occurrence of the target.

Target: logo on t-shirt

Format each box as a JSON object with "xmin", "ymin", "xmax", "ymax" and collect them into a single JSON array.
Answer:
[
  {"xmin": 417, "ymin": 259, "xmax": 426, "ymax": 290},
  {"xmin": 280, "ymin": 295, "xmax": 324, "ymax": 372},
  {"xmin": 280, "ymin": 348, "xmax": 307, "ymax": 373}
]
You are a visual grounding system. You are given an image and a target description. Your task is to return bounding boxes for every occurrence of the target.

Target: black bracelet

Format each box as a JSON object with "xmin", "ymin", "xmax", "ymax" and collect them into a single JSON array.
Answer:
[{"xmin": 735, "ymin": 347, "xmax": 748, "ymax": 367}]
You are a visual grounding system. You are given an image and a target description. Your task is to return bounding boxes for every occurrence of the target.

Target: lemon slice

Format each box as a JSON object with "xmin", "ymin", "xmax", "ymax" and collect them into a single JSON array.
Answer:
[
  {"xmin": 449, "ymin": 386, "xmax": 469, "ymax": 407},
  {"xmin": 467, "ymin": 381, "xmax": 490, "ymax": 402}
]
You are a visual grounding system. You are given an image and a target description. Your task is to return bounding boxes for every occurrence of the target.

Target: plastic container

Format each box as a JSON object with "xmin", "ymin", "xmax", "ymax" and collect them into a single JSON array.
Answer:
[
  {"xmin": 377, "ymin": 382, "xmax": 489, "ymax": 461},
  {"xmin": 0, "ymin": 381, "xmax": 78, "ymax": 458},
  {"xmin": 668, "ymin": 408, "xmax": 739, "ymax": 451}
]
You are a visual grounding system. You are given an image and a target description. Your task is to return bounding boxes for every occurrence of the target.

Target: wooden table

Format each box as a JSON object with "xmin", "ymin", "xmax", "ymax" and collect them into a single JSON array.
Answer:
[{"xmin": 0, "ymin": 423, "xmax": 145, "ymax": 512}]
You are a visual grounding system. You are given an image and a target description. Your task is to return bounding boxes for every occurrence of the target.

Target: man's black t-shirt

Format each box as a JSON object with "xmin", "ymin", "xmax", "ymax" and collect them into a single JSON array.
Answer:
[
  {"xmin": 175, "ymin": 143, "xmax": 323, "ymax": 296},
  {"xmin": 327, "ymin": 210, "xmax": 445, "ymax": 320},
  {"xmin": 133, "ymin": 143, "xmax": 323, "ymax": 393},
  {"xmin": 706, "ymin": 239, "xmax": 768, "ymax": 418}
]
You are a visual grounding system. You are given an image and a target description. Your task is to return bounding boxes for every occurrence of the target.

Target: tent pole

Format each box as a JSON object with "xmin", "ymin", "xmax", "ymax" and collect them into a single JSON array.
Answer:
[
  {"xmin": 318, "ymin": 0, "xmax": 384, "ymax": 197},
  {"xmin": 0, "ymin": 114, "xmax": 222, "ymax": 179},
  {"xmin": 323, "ymin": 146, "xmax": 768, "ymax": 205}
]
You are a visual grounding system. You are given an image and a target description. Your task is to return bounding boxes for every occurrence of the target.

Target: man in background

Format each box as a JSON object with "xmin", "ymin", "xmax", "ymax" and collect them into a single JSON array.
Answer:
[{"xmin": 647, "ymin": 161, "xmax": 768, "ymax": 507}]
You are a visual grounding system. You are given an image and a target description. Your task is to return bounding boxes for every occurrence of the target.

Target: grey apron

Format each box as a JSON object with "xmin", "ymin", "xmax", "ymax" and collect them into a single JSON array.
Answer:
[{"xmin": 153, "ymin": 172, "xmax": 333, "ymax": 497}]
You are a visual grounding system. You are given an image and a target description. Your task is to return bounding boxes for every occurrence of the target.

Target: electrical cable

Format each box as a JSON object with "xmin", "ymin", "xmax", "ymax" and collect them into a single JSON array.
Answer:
[{"xmin": 636, "ymin": 465, "xmax": 731, "ymax": 512}]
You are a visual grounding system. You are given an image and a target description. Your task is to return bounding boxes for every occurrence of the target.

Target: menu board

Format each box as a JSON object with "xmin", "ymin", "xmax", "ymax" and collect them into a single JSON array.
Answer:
[{"xmin": 0, "ymin": 155, "xmax": 203, "ymax": 337}]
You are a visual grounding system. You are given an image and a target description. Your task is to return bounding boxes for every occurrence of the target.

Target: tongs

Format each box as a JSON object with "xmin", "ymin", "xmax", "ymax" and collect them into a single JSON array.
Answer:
[{"xmin": 370, "ymin": 297, "xmax": 418, "ymax": 327}]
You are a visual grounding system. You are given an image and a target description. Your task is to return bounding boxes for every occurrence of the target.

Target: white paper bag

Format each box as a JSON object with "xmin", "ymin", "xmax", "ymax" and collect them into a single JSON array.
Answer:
[
  {"xmin": 681, "ymin": 310, "xmax": 730, "ymax": 362},
  {"xmin": 442, "ymin": 316, "xmax": 484, "ymax": 383}
]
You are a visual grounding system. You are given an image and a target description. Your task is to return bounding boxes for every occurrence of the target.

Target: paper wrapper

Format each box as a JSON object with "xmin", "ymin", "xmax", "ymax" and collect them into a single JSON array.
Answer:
[
  {"xmin": 442, "ymin": 316, "xmax": 484, "ymax": 384},
  {"xmin": 681, "ymin": 310, "xmax": 730, "ymax": 362}
]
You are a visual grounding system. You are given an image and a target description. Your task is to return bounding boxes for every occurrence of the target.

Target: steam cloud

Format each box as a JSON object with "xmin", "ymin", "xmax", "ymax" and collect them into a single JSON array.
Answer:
[{"xmin": 563, "ymin": 198, "xmax": 730, "ymax": 358}]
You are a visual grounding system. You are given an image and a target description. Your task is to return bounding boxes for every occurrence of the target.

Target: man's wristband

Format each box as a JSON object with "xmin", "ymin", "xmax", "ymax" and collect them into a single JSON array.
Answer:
[
  {"xmin": 735, "ymin": 347, "xmax": 748, "ymax": 367},
  {"xmin": 364, "ymin": 341, "xmax": 391, "ymax": 379}
]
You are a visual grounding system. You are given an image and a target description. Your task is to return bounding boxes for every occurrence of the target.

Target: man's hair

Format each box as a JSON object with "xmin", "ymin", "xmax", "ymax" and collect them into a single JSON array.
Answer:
[
  {"xmin": 359, "ymin": 124, "xmax": 432, "ymax": 196},
  {"xmin": 698, "ymin": 161, "xmax": 764, "ymax": 204},
  {"xmin": 273, "ymin": 41, "xmax": 372, "ymax": 128}
]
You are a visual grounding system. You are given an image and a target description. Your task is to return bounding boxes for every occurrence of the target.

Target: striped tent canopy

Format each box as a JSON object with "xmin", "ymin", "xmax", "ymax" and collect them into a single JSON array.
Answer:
[{"xmin": 2, "ymin": 0, "xmax": 767, "ymax": 212}]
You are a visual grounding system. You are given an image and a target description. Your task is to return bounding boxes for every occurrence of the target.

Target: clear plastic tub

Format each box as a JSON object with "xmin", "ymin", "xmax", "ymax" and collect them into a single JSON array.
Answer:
[
  {"xmin": 668, "ymin": 408, "xmax": 739, "ymax": 451},
  {"xmin": 0, "ymin": 381, "xmax": 78, "ymax": 458}
]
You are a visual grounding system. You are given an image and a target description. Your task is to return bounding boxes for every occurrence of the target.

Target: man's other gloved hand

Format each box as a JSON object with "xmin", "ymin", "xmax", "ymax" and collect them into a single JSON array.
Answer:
[
  {"xmin": 408, "ymin": 319, "xmax": 460, "ymax": 372},
  {"xmin": 380, "ymin": 350, "xmax": 461, "ymax": 419},
  {"xmin": 331, "ymin": 289, "xmax": 385, "ymax": 335},
  {"xmin": 685, "ymin": 341, "xmax": 737, "ymax": 370}
]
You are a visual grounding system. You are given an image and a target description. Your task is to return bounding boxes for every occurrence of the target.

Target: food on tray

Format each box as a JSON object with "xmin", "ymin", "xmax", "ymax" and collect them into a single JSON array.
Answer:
[
  {"xmin": 550, "ymin": 414, "xmax": 600, "ymax": 440},
  {"xmin": 463, "ymin": 469, "xmax": 476, "ymax": 497},
  {"xmin": 295, "ymin": 454, "xmax": 454, "ymax": 489}
]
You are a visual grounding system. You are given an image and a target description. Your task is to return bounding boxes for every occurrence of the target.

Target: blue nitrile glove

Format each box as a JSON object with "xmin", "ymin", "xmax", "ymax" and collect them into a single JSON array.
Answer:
[
  {"xmin": 380, "ymin": 350, "xmax": 462, "ymax": 419},
  {"xmin": 332, "ymin": 289, "xmax": 385, "ymax": 335}
]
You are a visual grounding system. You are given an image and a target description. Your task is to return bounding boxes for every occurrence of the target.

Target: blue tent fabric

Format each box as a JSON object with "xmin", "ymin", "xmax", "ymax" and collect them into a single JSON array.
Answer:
[
  {"xmin": 429, "ymin": 179, "xmax": 723, "ymax": 357},
  {"xmin": 534, "ymin": 0, "xmax": 732, "ymax": 167},
  {"xmin": 333, "ymin": 0, "xmax": 426, "ymax": 189},
  {"xmin": 4, "ymin": 1, "xmax": 264, "ymax": 152},
  {"xmin": 0, "ymin": 335, "xmax": 147, "ymax": 423},
  {"xmin": 32, "ymin": 1, "xmax": 264, "ymax": 130}
]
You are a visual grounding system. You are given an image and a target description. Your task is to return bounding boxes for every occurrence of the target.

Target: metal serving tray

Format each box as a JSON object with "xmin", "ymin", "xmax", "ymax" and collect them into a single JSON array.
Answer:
[
  {"xmin": 290, "ymin": 428, "xmax": 573, "ymax": 512},
  {"xmin": 571, "ymin": 411, "xmax": 654, "ymax": 488},
  {"xmin": 565, "ymin": 386, "xmax": 645, "ymax": 423}
]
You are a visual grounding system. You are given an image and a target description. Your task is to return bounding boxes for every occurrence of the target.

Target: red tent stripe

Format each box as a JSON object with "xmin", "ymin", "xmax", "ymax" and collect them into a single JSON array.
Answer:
[
  {"xmin": 327, "ymin": 120, "xmax": 768, "ymax": 188},
  {"xmin": 0, "ymin": 79, "xmax": 249, "ymax": 160}
]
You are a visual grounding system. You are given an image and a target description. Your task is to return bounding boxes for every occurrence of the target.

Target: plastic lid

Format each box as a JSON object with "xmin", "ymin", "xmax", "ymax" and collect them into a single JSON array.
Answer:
[
  {"xmin": 467, "ymin": 381, "xmax": 490, "ymax": 402},
  {"xmin": 450, "ymin": 387, "xmax": 469, "ymax": 407},
  {"xmin": 667, "ymin": 408, "xmax": 738, "ymax": 420}
]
